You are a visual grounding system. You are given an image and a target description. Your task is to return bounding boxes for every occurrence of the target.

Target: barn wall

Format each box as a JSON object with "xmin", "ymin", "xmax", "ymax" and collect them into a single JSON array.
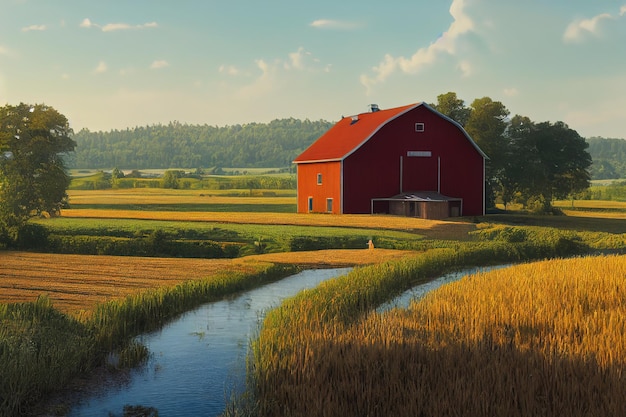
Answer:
[
  {"xmin": 343, "ymin": 106, "xmax": 485, "ymax": 216},
  {"xmin": 422, "ymin": 201, "xmax": 451, "ymax": 220},
  {"xmin": 296, "ymin": 161, "xmax": 342, "ymax": 214}
]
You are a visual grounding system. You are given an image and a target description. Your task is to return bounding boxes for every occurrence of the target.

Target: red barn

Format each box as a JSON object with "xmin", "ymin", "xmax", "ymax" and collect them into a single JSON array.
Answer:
[{"xmin": 293, "ymin": 102, "xmax": 487, "ymax": 219}]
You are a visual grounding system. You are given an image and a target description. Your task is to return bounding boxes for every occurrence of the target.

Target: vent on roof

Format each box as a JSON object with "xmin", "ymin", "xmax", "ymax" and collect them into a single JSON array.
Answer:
[
  {"xmin": 350, "ymin": 115, "xmax": 359, "ymax": 125},
  {"xmin": 370, "ymin": 104, "xmax": 380, "ymax": 112}
]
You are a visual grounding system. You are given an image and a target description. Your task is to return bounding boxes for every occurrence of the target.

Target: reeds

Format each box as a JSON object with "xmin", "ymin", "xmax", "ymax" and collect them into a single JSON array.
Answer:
[{"xmin": 249, "ymin": 247, "xmax": 625, "ymax": 416}]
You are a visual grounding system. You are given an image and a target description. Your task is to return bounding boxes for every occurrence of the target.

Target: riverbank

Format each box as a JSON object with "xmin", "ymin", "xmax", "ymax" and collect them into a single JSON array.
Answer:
[{"xmin": 0, "ymin": 249, "xmax": 410, "ymax": 416}]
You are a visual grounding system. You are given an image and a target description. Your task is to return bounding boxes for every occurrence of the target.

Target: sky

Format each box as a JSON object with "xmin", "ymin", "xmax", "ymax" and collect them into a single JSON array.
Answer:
[{"xmin": 0, "ymin": 0, "xmax": 625, "ymax": 139}]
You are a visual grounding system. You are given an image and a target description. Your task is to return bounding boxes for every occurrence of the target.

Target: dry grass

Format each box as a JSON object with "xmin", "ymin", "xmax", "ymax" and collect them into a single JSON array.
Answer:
[
  {"xmin": 244, "ymin": 248, "xmax": 414, "ymax": 267},
  {"xmin": 67, "ymin": 189, "xmax": 294, "ymax": 206},
  {"xmin": 554, "ymin": 199, "xmax": 626, "ymax": 210},
  {"xmin": 561, "ymin": 209, "xmax": 626, "ymax": 220},
  {"xmin": 0, "ymin": 249, "xmax": 412, "ymax": 315},
  {"xmin": 60, "ymin": 209, "xmax": 475, "ymax": 240}
]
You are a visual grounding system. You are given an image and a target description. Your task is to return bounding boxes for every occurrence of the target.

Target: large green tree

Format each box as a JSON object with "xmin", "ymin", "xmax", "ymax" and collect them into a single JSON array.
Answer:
[
  {"xmin": 431, "ymin": 92, "xmax": 471, "ymax": 126},
  {"xmin": 507, "ymin": 118, "xmax": 591, "ymax": 211},
  {"xmin": 0, "ymin": 103, "xmax": 75, "ymax": 240},
  {"xmin": 464, "ymin": 97, "xmax": 510, "ymax": 208}
]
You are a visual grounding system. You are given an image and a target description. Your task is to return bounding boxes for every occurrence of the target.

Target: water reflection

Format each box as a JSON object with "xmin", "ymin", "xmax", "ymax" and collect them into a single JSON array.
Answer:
[{"xmin": 68, "ymin": 268, "xmax": 352, "ymax": 417}]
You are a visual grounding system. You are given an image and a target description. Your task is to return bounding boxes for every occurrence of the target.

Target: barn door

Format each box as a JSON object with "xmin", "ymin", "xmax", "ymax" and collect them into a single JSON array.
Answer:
[{"xmin": 402, "ymin": 153, "xmax": 438, "ymax": 192}]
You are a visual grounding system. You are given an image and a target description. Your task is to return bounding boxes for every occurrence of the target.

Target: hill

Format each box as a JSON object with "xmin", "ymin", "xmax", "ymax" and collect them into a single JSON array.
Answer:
[{"xmin": 69, "ymin": 118, "xmax": 333, "ymax": 170}]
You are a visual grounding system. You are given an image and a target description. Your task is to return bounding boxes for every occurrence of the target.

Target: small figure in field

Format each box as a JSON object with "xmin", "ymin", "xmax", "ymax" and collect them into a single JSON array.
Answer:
[{"xmin": 367, "ymin": 239, "xmax": 374, "ymax": 250}]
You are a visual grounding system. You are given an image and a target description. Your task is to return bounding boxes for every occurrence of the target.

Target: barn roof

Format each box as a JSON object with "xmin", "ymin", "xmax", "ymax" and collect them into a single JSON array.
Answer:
[{"xmin": 293, "ymin": 102, "xmax": 487, "ymax": 163}]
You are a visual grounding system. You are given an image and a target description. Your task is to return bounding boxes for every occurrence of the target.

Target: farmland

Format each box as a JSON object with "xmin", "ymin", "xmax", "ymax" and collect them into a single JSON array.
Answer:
[
  {"xmin": 3, "ymin": 186, "xmax": 626, "ymax": 416},
  {"xmin": 253, "ymin": 254, "xmax": 626, "ymax": 416}
]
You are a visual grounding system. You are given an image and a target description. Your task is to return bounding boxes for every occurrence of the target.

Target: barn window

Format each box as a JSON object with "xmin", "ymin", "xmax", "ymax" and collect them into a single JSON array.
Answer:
[
  {"xmin": 308, "ymin": 197, "xmax": 313, "ymax": 212},
  {"xmin": 326, "ymin": 198, "xmax": 333, "ymax": 213},
  {"xmin": 317, "ymin": 173, "xmax": 322, "ymax": 185},
  {"xmin": 415, "ymin": 122, "xmax": 425, "ymax": 132}
]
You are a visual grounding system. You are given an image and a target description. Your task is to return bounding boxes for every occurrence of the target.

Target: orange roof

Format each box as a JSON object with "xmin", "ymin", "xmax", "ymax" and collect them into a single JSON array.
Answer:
[{"xmin": 294, "ymin": 103, "xmax": 419, "ymax": 163}]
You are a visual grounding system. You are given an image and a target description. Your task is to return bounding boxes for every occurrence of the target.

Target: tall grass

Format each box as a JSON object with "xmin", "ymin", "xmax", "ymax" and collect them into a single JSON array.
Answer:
[
  {"xmin": 89, "ymin": 263, "xmax": 298, "ymax": 348},
  {"xmin": 0, "ymin": 263, "xmax": 296, "ymax": 416},
  {"xmin": 0, "ymin": 296, "xmax": 95, "ymax": 416},
  {"xmin": 248, "ymin": 231, "xmax": 590, "ymax": 416}
]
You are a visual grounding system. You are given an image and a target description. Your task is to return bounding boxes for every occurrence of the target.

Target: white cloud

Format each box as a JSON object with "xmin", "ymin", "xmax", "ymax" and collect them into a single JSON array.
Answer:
[
  {"xmin": 222, "ymin": 47, "xmax": 326, "ymax": 80},
  {"xmin": 235, "ymin": 59, "xmax": 275, "ymax": 99},
  {"xmin": 80, "ymin": 18, "xmax": 96, "ymax": 29},
  {"xmin": 621, "ymin": 5, "xmax": 626, "ymax": 16},
  {"xmin": 219, "ymin": 65, "xmax": 241, "ymax": 76},
  {"xmin": 93, "ymin": 61, "xmax": 108, "ymax": 74},
  {"xmin": 0, "ymin": 45, "xmax": 9, "ymax": 56},
  {"xmin": 81, "ymin": 18, "xmax": 158, "ymax": 32},
  {"xmin": 309, "ymin": 19, "xmax": 360, "ymax": 30},
  {"xmin": 102, "ymin": 23, "xmax": 133, "ymax": 32},
  {"xmin": 563, "ymin": 13, "xmax": 613, "ymax": 42},
  {"xmin": 150, "ymin": 60, "xmax": 169, "ymax": 69},
  {"xmin": 360, "ymin": 0, "xmax": 474, "ymax": 94},
  {"xmin": 458, "ymin": 60, "xmax": 472, "ymax": 77},
  {"xmin": 21, "ymin": 24, "xmax": 46, "ymax": 32},
  {"xmin": 222, "ymin": 65, "xmax": 239, "ymax": 76},
  {"xmin": 286, "ymin": 47, "xmax": 313, "ymax": 70},
  {"xmin": 503, "ymin": 87, "xmax": 519, "ymax": 97}
]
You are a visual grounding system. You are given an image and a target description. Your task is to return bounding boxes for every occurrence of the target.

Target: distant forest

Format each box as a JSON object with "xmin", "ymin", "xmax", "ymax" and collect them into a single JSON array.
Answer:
[
  {"xmin": 69, "ymin": 118, "xmax": 333, "ymax": 170},
  {"xmin": 69, "ymin": 119, "xmax": 625, "ymax": 180},
  {"xmin": 586, "ymin": 137, "xmax": 626, "ymax": 180}
]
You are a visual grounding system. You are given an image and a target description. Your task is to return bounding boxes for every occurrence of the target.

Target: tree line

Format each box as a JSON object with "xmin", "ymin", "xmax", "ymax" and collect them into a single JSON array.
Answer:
[{"xmin": 69, "ymin": 118, "xmax": 333, "ymax": 170}]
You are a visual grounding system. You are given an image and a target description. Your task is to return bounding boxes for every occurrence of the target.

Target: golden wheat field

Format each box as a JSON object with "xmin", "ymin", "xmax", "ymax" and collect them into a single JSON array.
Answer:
[
  {"xmin": 67, "ymin": 188, "xmax": 295, "ymax": 206},
  {"xmin": 0, "ymin": 249, "xmax": 412, "ymax": 315},
  {"xmin": 257, "ymin": 255, "xmax": 626, "ymax": 416}
]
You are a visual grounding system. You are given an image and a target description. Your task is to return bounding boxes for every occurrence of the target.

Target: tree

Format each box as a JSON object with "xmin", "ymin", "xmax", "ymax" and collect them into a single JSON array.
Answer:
[
  {"xmin": 464, "ymin": 97, "xmax": 510, "ymax": 208},
  {"xmin": 0, "ymin": 103, "xmax": 75, "ymax": 241},
  {"xmin": 161, "ymin": 169, "xmax": 183, "ymax": 189},
  {"xmin": 431, "ymin": 92, "xmax": 471, "ymax": 126},
  {"xmin": 506, "ymin": 118, "xmax": 591, "ymax": 211}
]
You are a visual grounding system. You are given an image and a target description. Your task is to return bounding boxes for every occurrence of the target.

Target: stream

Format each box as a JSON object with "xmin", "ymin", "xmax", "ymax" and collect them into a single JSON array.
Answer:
[
  {"xmin": 377, "ymin": 264, "xmax": 510, "ymax": 312},
  {"xmin": 67, "ymin": 268, "xmax": 352, "ymax": 417},
  {"xmin": 67, "ymin": 264, "xmax": 509, "ymax": 416}
]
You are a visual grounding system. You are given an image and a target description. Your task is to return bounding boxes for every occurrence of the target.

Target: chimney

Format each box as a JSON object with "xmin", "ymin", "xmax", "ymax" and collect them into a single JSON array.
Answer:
[{"xmin": 370, "ymin": 104, "xmax": 380, "ymax": 112}]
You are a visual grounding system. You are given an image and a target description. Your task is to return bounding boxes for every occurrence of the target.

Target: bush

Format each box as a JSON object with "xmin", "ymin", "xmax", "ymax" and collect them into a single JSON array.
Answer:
[{"xmin": 290, "ymin": 236, "xmax": 371, "ymax": 251}]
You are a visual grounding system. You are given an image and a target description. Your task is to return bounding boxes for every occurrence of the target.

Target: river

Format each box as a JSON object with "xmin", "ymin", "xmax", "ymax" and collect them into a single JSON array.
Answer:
[
  {"xmin": 67, "ymin": 268, "xmax": 352, "ymax": 417},
  {"xmin": 67, "ymin": 264, "xmax": 508, "ymax": 416},
  {"xmin": 377, "ymin": 264, "xmax": 510, "ymax": 312}
]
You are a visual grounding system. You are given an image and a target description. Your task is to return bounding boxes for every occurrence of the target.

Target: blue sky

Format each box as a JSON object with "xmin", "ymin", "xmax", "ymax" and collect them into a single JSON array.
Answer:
[{"xmin": 0, "ymin": 0, "xmax": 625, "ymax": 139}]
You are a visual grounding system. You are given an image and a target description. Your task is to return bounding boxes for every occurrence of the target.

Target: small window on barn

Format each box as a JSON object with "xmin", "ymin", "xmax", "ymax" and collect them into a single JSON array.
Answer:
[
  {"xmin": 308, "ymin": 197, "xmax": 313, "ymax": 212},
  {"xmin": 415, "ymin": 122, "xmax": 425, "ymax": 132},
  {"xmin": 326, "ymin": 198, "xmax": 333, "ymax": 213},
  {"xmin": 317, "ymin": 173, "xmax": 322, "ymax": 185}
]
